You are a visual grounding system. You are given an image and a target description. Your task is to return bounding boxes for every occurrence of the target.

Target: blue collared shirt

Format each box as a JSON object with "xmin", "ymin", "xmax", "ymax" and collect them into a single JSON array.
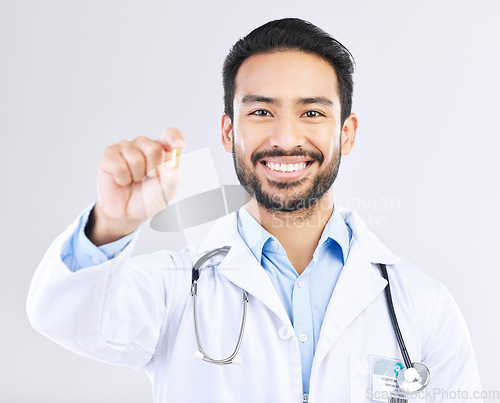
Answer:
[{"xmin": 236, "ymin": 206, "xmax": 351, "ymax": 395}]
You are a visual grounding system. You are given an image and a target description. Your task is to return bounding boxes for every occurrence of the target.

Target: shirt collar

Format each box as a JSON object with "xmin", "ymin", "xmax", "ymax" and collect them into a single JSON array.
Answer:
[
  {"xmin": 316, "ymin": 207, "xmax": 351, "ymax": 263},
  {"xmin": 237, "ymin": 205, "xmax": 351, "ymax": 264},
  {"xmin": 237, "ymin": 206, "xmax": 272, "ymax": 263}
]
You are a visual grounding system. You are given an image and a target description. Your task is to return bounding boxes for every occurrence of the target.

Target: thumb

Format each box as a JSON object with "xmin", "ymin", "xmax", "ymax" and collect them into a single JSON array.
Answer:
[{"xmin": 159, "ymin": 127, "xmax": 186, "ymax": 151}]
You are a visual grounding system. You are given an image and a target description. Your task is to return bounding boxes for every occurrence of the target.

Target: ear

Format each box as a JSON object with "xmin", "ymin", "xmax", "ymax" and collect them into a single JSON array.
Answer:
[
  {"xmin": 340, "ymin": 113, "xmax": 358, "ymax": 155},
  {"xmin": 221, "ymin": 113, "xmax": 233, "ymax": 153}
]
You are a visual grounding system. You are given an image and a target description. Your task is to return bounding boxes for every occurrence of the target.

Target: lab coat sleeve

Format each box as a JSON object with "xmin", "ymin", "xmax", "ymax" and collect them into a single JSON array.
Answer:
[
  {"xmin": 26, "ymin": 213, "xmax": 187, "ymax": 370},
  {"xmin": 422, "ymin": 284, "xmax": 483, "ymax": 401}
]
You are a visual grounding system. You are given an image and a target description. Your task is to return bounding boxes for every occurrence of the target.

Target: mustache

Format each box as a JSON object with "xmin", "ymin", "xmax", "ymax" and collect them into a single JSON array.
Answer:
[{"xmin": 251, "ymin": 148, "xmax": 324, "ymax": 166}]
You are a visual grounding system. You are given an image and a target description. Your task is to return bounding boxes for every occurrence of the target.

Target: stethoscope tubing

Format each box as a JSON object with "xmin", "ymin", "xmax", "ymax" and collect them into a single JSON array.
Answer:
[{"xmin": 378, "ymin": 263, "xmax": 413, "ymax": 369}]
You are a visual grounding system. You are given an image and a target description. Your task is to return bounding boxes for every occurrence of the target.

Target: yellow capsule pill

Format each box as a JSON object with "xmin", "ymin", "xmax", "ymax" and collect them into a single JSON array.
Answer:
[{"xmin": 172, "ymin": 148, "xmax": 181, "ymax": 168}]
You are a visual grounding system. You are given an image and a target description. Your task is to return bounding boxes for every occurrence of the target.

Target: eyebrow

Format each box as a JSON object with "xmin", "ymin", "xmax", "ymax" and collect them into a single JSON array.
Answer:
[
  {"xmin": 241, "ymin": 94, "xmax": 279, "ymax": 105},
  {"xmin": 240, "ymin": 94, "xmax": 333, "ymax": 107},
  {"xmin": 297, "ymin": 97, "xmax": 333, "ymax": 107}
]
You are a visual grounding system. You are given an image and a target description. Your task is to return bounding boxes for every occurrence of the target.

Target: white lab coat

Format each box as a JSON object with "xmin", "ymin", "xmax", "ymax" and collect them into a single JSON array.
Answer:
[{"xmin": 27, "ymin": 209, "xmax": 482, "ymax": 402}]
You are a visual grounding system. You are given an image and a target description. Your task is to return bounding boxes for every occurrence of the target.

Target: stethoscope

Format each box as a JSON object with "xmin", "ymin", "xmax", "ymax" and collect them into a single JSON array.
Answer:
[
  {"xmin": 190, "ymin": 246, "xmax": 430, "ymax": 393},
  {"xmin": 378, "ymin": 263, "xmax": 430, "ymax": 392},
  {"xmin": 191, "ymin": 246, "xmax": 248, "ymax": 365}
]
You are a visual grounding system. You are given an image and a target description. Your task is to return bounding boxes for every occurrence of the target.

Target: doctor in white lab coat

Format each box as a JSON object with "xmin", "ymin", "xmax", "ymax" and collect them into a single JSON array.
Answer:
[
  {"xmin": 27, "ymin": 206, "xmax": 482, "ymax": 402},
  {"xmin": 27, "ymin": 18, "xmax": 482, "ymax": 402}
]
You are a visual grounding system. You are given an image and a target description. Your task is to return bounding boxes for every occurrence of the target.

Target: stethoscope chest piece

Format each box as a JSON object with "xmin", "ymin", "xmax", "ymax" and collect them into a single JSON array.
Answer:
[{"xmin": 397, "ymin": 363, "xmax": 430, "ymax": 393}]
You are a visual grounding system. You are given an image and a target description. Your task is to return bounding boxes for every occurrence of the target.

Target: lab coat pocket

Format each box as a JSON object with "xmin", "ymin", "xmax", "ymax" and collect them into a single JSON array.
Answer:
[{"xmin": 349, "ymin": 353, "xmax": 372, "ymax": 402}]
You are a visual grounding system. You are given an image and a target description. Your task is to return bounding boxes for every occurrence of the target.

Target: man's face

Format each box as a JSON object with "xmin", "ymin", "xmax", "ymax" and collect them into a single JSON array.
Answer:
[{"xmin": 223, "ymin": 50, "xmax": 346, "ymax": 213}]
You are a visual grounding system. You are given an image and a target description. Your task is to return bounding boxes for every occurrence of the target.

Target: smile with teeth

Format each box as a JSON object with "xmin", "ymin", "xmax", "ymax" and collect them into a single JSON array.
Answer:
[{"xmin": 264, "ymin": 161, "xmax": 309, "ymax": 172}]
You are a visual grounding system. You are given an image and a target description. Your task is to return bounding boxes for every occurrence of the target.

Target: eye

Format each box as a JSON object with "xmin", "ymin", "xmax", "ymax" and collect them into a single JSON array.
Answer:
[
  {"xmin": 249, "ymin": 109, "xmax": 272, "ymax": 117},
  {"xmin": 302, "ymin": 110, "xmax": 325, "ymax": 118}
]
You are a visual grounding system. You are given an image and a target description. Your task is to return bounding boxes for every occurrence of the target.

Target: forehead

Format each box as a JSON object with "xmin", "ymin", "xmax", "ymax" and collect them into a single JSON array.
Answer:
[{"xmin": 234, "ymin": 50, "xmax": 340, "ymax": 104}]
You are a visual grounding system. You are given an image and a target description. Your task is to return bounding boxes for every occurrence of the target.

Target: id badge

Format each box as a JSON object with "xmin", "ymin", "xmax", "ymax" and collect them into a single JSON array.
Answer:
[{"xmin": 369, "ymin": 355, "xmax": 408, "ymax": 402}]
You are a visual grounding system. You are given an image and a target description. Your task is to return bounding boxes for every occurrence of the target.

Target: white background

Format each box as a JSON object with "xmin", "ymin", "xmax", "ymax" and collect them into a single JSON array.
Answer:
[{"xmin": 1, "ymin": 0, "xmax": 499, "ymax": 401}]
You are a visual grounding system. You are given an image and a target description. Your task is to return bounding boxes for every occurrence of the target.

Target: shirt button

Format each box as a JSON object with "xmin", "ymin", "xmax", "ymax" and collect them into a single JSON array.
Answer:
[
  {"xmin": 298, "ymin": 333, "xmax": 308, "ymax": 343},
  {"xmin": 278, "ymin": 326, "xmax": 292, "ymax": 340},
  {"xmin": 296, "ymin": 279, "xmax": 304, "ymax": 288},
  {"xmin": 91, "ymin": 257, "xmax": 101, "ymax": 264},
  {"xmin": 271, "ymin": 240, "xmax": 278, "ymax": 249}
]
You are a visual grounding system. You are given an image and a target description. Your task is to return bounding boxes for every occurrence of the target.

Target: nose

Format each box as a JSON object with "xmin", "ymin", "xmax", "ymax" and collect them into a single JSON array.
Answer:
[{"xmin": 269, "ymin": 115, "xmax": 306, "ymax": 151}]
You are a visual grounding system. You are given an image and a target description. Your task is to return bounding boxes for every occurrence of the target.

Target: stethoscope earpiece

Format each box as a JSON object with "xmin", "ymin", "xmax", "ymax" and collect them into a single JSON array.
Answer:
[
  {"xmin": 193, "ymin": 351, "xmax": 204, "ymax": 361},
  {"xmin": 231, "ymin": 355, "xmax": 242, "ymax": 365}
]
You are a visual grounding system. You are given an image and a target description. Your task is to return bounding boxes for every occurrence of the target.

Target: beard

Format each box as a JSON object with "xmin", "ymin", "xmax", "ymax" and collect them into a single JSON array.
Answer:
[{"xmin": 232, "ymin": 134, "xmax": 341, "ymax": 214}]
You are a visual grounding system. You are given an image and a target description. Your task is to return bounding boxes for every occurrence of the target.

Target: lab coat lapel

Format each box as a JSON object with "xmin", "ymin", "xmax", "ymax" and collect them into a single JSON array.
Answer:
[
  {"xmin": 197, "ymin": 213, "xmax": 291, "ymax": 326},
  {"xmin": 313, "ymin": 237, "xmax": 388, "ymax": 367},
  {"xmin": 218, "ymin": 234, "xmax": 291, "ymax": 325}
]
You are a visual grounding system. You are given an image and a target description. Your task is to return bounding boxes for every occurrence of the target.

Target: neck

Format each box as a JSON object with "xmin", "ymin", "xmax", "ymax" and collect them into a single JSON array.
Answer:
[{"xmin": 245, "ymin": 190, "xmax": 335, "ymax": 275}]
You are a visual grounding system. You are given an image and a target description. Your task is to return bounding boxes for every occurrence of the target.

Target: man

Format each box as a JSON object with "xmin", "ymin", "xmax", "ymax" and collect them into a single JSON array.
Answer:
[{"xmin": 27, "ymin": 18, "xmax": 481, "ymax": 402}]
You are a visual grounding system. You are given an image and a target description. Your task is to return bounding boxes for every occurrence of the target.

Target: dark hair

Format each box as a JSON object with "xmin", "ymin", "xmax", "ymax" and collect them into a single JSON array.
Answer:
[{"xmin": 223, "ymin": 18, "xmax": 355, "ymax": 126}]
